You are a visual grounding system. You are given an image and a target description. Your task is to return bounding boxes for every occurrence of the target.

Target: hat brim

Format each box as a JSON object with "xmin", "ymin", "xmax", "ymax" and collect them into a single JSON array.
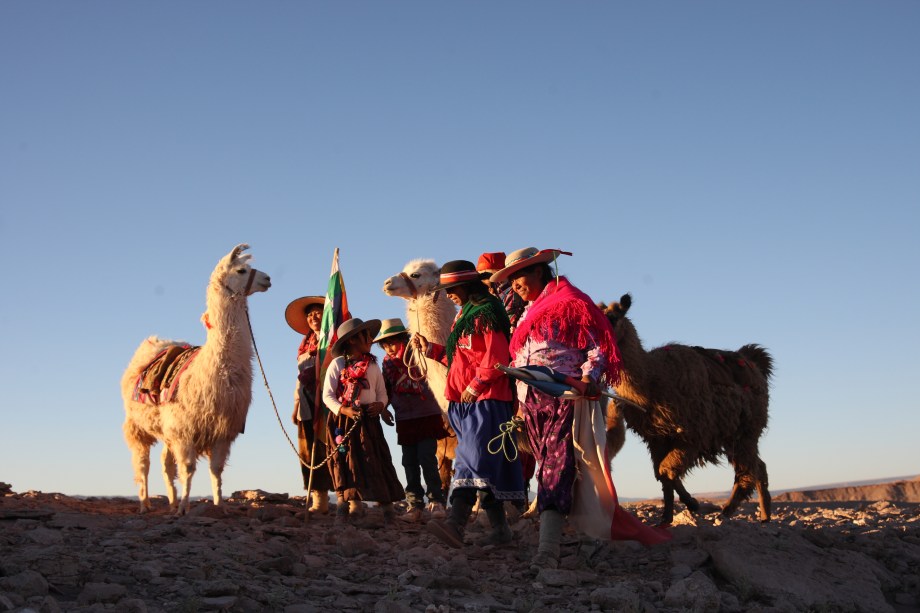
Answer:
[
  {"xmin": 330, "ymin": 319, "xmax": 382, "ymax": 357},
  {"xmin": 373, "ymin": 328, "xmax": 409, "ymax": 343},
  {"xmin": 284, "ymin": 296, "xmax": 325, "ymax": 335},
  {"xmin": 431, "ymin": 272, "xmax": 490, "ymax": 293},
  {"xmin": 489, "ymin": 250, "xmax": 567, "ymax": 283}
]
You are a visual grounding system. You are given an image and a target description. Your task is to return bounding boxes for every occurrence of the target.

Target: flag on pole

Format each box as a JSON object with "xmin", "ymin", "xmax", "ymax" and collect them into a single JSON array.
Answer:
[{"xmin": 314, "ymin": 248, "xmax": 351, "ymax": 423}]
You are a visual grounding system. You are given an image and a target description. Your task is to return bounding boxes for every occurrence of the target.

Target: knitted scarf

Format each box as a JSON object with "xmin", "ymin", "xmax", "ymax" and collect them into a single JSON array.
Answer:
[
  {"xmin": 297, "ymin": 333, "xmax": 318, "ymax": 359},
  {"xmin": 336, "ymin": 353, "xmax": 377, "ymax": 405},
  {"xmin": 382, "ymin": 346, "xmax": 426, "ymax": 396},
  {"xmin": 445, "ymin": 294, "xmax": 511, "ymax": 367},
  {"xmin": 509, "ymin": 276, "xmax": 621, "ymax": 385}
]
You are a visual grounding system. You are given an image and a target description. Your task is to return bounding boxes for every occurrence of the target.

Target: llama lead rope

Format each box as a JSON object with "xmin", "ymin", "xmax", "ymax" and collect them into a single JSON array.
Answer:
[{"xmin": 245, "ymin": 306, "xmax": 360, "ymax": 470}]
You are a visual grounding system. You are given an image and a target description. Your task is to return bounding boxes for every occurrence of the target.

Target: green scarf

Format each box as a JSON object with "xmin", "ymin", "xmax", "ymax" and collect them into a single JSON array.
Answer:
[{"xmin": 445, "ymin": 294, "xmax": 511, "ymax": 368}]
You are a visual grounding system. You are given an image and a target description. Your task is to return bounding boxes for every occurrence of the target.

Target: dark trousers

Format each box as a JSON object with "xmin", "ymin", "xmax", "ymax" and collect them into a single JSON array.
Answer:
[{"xmin": 402, "ymin": 437, "xmax": 445, "ymax": 507}]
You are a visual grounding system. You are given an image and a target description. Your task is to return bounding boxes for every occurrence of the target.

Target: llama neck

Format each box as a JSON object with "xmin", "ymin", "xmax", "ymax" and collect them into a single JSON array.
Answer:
[
  {"xmin": 406, "ymin": 294, "xmax": 453, "ymax": 344},
  {"xmin": 200, "ymin": 287, "xmax": 253, "ymax": 364},
  {"xmin": 614, "ymin": 319, "xmax": 651, "ymax": 406}
]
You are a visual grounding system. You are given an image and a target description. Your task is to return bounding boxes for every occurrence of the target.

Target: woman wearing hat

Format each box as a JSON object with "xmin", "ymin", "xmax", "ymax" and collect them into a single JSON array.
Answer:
[
  {"xmin": 491, "ymin": 248, "xmax": 669, "ymax": 569},
  {"xmin": 321, "ymin": 317, "xmax": 405, "ymax": 523},
  {"xmin": 284, "ymin": 296, "xmax": 334, "ymax": 514},
  {"xmin": 414, "ymin": 260, "xmax": 526, "ymax": 548}
]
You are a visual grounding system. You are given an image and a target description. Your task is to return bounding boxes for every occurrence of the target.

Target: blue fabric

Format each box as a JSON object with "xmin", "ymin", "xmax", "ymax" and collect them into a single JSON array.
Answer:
[{"xmin": 448, "ymin": 399, "xmax": 526, "ymax": 501}]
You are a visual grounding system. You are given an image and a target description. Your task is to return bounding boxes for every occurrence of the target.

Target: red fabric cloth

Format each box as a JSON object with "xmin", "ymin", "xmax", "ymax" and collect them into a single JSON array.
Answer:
[
  {"xmin": 428, "ymin": 323, "xmax": 513, "ymax": 402},
  {"xmin": 509, "ymin": 276, "xmax": 621, "ymax": 385},
  {"xmin": 335, "ymin": 353, "xmax": 376, "ymax": 406}
]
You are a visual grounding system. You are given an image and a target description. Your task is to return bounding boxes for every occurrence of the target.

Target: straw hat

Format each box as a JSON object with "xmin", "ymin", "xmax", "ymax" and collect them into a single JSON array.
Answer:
[
  {"xmin": 431, "ymin": 260, "xmax": 489, "ymax": 292},
  {"xmin": 489, "ymin": 247, "xmax": 572, "ymax": 283},
  {"xmin": 373, "ymin": 318, "xmax": 410, "ymax": 343},
  {"xmin": 476, "ymin": 252, "xmax": 506, "ymax": 274},
  {"xmin": 330, "ymin": 318, "xmax": 381, "ymax": 357},
  {"xmin": 284, "ymin": 296, "xmax": 325, "ymax": 335}
]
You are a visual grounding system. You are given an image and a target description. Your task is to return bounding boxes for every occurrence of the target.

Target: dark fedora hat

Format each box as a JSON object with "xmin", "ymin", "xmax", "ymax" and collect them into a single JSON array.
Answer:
[{"xmin": 431, "ymin": 260, "xmax": 489, "ymax": 292}]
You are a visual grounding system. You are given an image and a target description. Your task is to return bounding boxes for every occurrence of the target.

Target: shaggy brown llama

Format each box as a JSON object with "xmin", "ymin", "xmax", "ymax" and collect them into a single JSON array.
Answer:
[{"xmin": 600, "ymin": 293, "xmax": 774, "ymax": 525}]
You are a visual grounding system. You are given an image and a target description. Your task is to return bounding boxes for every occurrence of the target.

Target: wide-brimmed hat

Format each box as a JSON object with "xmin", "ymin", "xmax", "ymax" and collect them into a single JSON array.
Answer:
[
  {"xmin": 373, "ymin": 318, "xmax": 410, "ymax": 343},
  {"xmin": 284, "ymin": 296, "xmax": 325, "ymax": 335},
  {"xmin": 476, "ymin": 252, "xmax": 506, "ymax": 274},
  {"xmin": 330, "ymin": 317, "xmax": 381, "ymax": 357},
  {"xmin": 431, "ymin": 260, "xmax": 489, "ymax": 292},
  {"xmin": 489, "ymin": 247, "xmax": 572, "ymax": 283}
]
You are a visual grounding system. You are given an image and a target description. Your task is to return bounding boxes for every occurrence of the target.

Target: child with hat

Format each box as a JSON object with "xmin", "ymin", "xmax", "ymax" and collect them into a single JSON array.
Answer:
[
  {"xmin": 374, "ymin": 318, "xmax": 449, "ymax": 522},
  {"xmin": 321, "ymin": 317, "xmax": 405, "ymax": 524}
]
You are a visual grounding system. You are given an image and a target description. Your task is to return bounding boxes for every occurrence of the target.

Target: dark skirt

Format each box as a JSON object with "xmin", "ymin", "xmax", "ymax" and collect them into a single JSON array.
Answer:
[
  {"xmin": 396, "ymin": 413, "xmax": 449, "ymax": 446},
  {"xmin": 448, "ymin": 399, "xmax": 526, "ymax": 501},
  {"xmin": 297, "ymin": 418, "xmax": 333, "ymax": 491},
  {"xmin": 327, "ymin": 412, "xmax": 405, "ymax": 504},
  {"xmin": 520, "ymin": 386, "xmax": 576, "ymax": 514}
]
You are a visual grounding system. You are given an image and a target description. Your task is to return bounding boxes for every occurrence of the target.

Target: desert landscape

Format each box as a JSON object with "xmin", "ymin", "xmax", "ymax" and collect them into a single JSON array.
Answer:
[{"xmin": 1, "ymin": 477, "xmax": 918, "ymax": 613}]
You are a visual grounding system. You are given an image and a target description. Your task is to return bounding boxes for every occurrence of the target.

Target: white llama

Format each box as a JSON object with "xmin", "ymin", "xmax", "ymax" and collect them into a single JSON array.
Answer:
[
  {"xmin": 381, "ymin": 258, "xmax": 456, "ymax": 413},
  {"xmin": 382, "ymin": 259, "xmax": 458, "ymax": 490},
  {"xmin": 121, "ymin": 244, "xmax": 271, "ymax": 515}
]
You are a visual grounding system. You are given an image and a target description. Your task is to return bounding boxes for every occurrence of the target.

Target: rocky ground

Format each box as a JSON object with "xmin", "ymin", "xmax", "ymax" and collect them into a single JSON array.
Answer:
[{"xmin": 1, "ymin": 480, "xmax": 919, "ymax": 613}]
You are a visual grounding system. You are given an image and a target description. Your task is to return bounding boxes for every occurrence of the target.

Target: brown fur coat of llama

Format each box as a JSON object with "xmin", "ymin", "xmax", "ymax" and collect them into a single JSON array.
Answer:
[{"xmin": 601, "ymin": 293, "xmax": 774, "ymax": 525}]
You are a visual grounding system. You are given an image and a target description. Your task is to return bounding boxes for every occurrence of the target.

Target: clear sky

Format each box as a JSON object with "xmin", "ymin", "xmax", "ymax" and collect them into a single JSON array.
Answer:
[{"xmin": 2, "ymin": 2, "xmax": 917, "ymax": 502}]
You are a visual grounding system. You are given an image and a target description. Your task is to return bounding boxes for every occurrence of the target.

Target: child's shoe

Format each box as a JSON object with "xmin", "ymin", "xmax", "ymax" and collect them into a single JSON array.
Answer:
[
  {"xmin": 427, "ymin": 502, "xmax": 447, "ymax": 520},
  {"xmin": 398, "ymin": 506, "xmax": 424, "ymax": 523}
]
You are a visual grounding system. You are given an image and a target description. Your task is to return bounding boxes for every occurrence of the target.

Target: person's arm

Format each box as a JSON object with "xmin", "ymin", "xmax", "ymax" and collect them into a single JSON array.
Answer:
[
  {"xmin": 464, "ymin": 326, "xmax": 511, "ymax": 401},
  {"xmin": 321, "ymin": 359, "xmax": 346, "ymax": 416},
  {"xmin": 414, "ymin": 333, "xmax": 447, "ymax": 366}
]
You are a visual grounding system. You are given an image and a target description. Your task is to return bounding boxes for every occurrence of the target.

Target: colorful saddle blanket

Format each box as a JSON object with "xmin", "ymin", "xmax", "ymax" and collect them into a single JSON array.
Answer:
[{"xmin": 133, "ymin": 344, "xmax": 201, "ymax": 405}]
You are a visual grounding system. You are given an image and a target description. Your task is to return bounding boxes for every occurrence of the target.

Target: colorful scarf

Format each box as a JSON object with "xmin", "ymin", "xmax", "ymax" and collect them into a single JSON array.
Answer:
[
  {"xmin": 336, "ymin": 353, "xmax": 377, "ymax": 405},
  {"xmin": 445, "ymin": 294, "xmax": 511, "ymax": 367},
  {"xmin": 297, "ymin": 333, "xmax": 318, "ymax": 358},
  {"xmin": 509, "ymin": 276, "xmax": 621, "ymax": 385},
  {"xmin": 382, "ymin": 347, "xmax": 426, "ymax": 396}
]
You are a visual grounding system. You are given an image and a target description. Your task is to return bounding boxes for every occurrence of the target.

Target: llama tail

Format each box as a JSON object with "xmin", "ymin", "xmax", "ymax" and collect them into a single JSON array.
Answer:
[{"xmin": 739, "ymin": 344, "xmax": 774, "ymax": 381}]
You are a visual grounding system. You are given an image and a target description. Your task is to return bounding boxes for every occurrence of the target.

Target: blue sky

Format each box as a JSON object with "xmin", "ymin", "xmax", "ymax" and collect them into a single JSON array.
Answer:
[{"xmin": 2, "ymin": 2, "xmax": 917, "ymax": 502}]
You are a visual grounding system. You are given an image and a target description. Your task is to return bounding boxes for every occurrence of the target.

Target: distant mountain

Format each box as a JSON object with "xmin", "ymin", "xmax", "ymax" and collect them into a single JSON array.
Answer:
[{"xmin": 773, "ymin": 475, "xmax": 920, "ymax": 503}]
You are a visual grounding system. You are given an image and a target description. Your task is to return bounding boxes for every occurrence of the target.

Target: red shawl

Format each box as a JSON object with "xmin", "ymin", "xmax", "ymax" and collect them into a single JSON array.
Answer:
[
  {"xmin": 336, "ymin": 353, "xmax": 377, "ymax": 406},
  {"xmin": 509, "ymin": 276, "xmax": 621, "ymax": 385}
]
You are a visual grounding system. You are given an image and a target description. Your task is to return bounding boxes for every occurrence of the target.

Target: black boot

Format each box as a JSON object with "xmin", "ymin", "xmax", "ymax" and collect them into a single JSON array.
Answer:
[
  {"xmin": 427, "ymin": 496, "xmax": 474, "ymax": 548},
  {"xmin": 478, "ymin": 502, "xmax": 513, "ymax": 546}
]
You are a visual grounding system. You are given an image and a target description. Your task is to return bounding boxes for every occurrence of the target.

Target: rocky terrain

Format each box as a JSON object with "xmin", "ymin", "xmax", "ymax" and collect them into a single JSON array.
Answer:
[{"xmin": 1, "ymin": 479, "xmax": 919, "ymax": 612}]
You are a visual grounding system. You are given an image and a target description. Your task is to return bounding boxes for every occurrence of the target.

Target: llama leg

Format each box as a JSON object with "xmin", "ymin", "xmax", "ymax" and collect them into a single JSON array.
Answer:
[
  {"xmin": 721, "ymin": 464, "xmax": 756, "ymax": 518},
  {"xmin": 208, "ymin": 441, "xmax": 231, "ymax": 506},
  {"xmin": 672, "ymin": 478, "xmax": 700, "ymax": 513},
  {"xmin": 659, "ymin": 478, "xmax": 676, "ymax": 526},
  {"xmin": 173, "ymin": 443, "xmax": 197, "ymax": 516},
  {"xmin": 124, "ymin": 421, "xmax": 154, "ymax": 514},
  {"xmin": 754, "ymin": 458, "xmax": 771, "ymax": 522},
  {"xmin": 161, "ymin": 446, "xmax": 178, "ymax": 510}
]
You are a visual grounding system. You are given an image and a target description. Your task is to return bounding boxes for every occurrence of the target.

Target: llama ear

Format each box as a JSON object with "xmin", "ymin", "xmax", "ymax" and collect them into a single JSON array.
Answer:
[
  {"xmin": 229, "ymin": 243, "xmax": 250, "ymax": 262},
  {"xmin": 620, "ymin": 293, "xmax": 632, "ymax": 310}
]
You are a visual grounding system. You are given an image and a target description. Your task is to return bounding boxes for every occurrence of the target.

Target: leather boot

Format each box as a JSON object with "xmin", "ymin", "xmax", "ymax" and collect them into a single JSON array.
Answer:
[
  {"xmin": 477, "ymin": 503, "xmax": 513, "ymax": 546},
  {"xmin": 427, "ymin": 497, "xmax": 474, "ymax": 548}
]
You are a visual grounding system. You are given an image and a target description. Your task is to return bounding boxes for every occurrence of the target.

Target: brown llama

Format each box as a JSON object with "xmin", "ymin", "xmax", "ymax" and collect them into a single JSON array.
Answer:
[{"xmin": 600, "ymin": 293, "xmax": 773, "ymax": 525}]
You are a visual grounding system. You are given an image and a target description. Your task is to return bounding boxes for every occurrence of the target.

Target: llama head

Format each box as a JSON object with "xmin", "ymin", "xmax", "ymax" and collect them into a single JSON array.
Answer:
[
  {"xmin": 599, "ymin": 293, "xmax": 632, "ymax": 329},
  {"xmin": 382, "ymin": 258, "xmax": 440, "ymax": 299},
  {"xmin": 211, "ymin": 243, "xmax": 272, "ymax": 297}
]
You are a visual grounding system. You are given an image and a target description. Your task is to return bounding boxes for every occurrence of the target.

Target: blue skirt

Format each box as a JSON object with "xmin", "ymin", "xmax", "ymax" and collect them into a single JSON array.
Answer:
[{"xmin": 448, "ymin": 399, "xmax": 526, "ymax": 501}]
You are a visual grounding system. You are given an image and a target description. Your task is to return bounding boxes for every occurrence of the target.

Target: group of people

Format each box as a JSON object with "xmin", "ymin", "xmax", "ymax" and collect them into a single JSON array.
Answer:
[{"xmin": 285, "ymin": 247, "xmax": 670, "ymax": 570}]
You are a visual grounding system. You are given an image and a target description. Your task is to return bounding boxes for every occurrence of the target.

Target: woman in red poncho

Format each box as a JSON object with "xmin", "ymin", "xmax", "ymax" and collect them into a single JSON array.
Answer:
[{"xmin": 491, "ymin": 248, "xmax": 671, "ymax": 570}]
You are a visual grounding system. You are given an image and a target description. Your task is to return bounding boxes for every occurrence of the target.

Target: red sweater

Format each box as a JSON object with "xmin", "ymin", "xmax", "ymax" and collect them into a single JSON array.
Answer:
[{"xmin": 428, "ymin": 323, "xmax": 513, "ymax": 403}]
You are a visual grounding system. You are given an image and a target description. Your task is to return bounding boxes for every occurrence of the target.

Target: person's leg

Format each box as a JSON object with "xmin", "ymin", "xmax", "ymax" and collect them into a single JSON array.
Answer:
[
  {"xmin": 478, "ymin": 490, "xmax": 513, "ymax": 546},
  {"xmin": 418, "ymin": 437, "xmax": 446, "ymax": 504},
  {"xmin": 401, "ymin": 443, "xmax": 424, "ymax": 509},
  {"xmin": 427, "ymin": 487, "xmax": 476, "ymax": 548},
  {"xmin": 532, "ymin": 508, "xmax": 564, "ymax": 570}
]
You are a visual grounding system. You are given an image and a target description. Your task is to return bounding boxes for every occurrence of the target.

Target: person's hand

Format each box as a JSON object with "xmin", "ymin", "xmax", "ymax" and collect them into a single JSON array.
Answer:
[
  {"xmin": 291, "ymin": 402, "xmax": 300, "ymax": 426},
  {"xmin": 340, "ymin": 405, "xmax": 361, "ymax": 419},
  {"xmin": 581, "ymin": 376, "xmax": 601, "ymax": 400},
  {"xmin": 413, "ymin": 333, "xmax": 429, "ymax": 355},
  {"xmin": 381, "ymin": 408, "xmax": 394, "ymax": 426},
  {"xmin": 461, "ymin": 389, "xmax": 477, "ymax": 403},
  {"xmin": 364, "ymin": 401, "xmax": 385, "ymax": 417}
]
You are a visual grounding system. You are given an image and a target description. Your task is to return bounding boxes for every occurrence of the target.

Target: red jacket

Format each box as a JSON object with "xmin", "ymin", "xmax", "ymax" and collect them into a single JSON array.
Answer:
[{"xmin": 427, "ymin": 322, "xmax": 513, "ymax": 403}]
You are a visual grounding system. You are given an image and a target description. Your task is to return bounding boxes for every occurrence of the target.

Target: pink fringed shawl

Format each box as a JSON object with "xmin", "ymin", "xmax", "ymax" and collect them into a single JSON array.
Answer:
[{"xmin": 509, "ymin": 276, "xmax": 622, "ymax": 385}]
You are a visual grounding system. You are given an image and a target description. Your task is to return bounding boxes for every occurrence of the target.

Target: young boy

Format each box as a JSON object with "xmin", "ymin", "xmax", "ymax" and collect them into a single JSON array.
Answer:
[{"xmin": 374, "ymin": 318, "xmax": 449, "ymax": 522}]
